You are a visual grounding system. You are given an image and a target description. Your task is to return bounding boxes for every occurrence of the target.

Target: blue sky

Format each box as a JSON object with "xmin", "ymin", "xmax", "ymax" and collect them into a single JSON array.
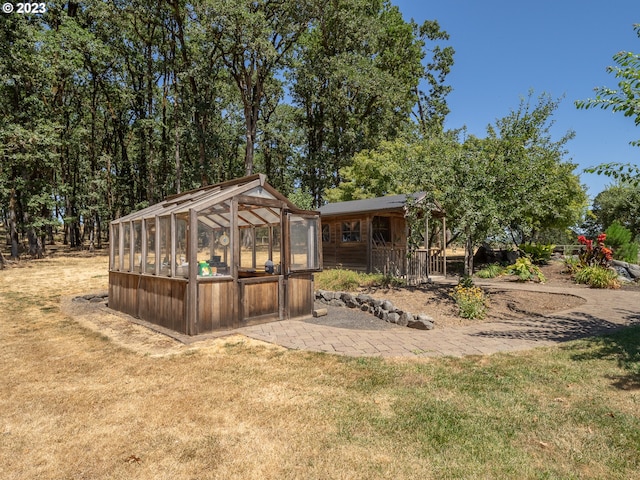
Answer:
[{"xmin": 392, "ymin": 0, "xmax": 639, "ymax": 200}]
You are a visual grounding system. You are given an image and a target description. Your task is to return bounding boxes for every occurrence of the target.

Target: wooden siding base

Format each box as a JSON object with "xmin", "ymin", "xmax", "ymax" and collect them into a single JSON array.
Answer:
[{"xmin": 109, "ymin": 271, "xmax": 315, "ymax": 335}]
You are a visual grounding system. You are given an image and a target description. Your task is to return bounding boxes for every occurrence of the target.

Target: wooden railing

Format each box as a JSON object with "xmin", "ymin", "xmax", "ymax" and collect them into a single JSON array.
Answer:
[
  {"xmin": 372, "ymin": 247, "xmax": 445, "ymax": 285},
  {"xmin": 372, "ymin": 247, "xmax": 407, "ymax": 277}
]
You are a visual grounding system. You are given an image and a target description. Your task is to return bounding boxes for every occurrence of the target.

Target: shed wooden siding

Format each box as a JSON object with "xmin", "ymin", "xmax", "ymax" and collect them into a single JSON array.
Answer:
[
  {"xmin": 321, "ymin": 213, "xmax": 407, "ymax": 273},
  {"xmin": 108, "ymin": 271, "xmax": 139, "ymax": 318}
]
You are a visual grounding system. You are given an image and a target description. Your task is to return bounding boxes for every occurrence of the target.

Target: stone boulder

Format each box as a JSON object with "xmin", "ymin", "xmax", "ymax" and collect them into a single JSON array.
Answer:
[{"xmin": 408, "ymin": 313, "xmax": 435, "ymax": 330}]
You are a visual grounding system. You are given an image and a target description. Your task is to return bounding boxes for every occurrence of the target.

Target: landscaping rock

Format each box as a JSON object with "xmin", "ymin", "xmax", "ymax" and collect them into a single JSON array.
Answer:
[
  {"xmin": 397, "ymin": 311, "xmax": 412, "ymax": 327},
  {"xmin": 612, "ymin": 260, "xmax": 630, "ymax": 269},
  {"xmin": 387, "ymin": 312, "xmax": 400, "ymax": 324},
  {"xmin": 614, "ymin": 266, "xmax": 632, "ymax": 280},
  {"xmin": 408, "ymin": 313, "xmax": 435, "ymax": 330},
  {"xmin": 318, "ymin": 290, "xmax": 333, "ymax": 302},
  {"xmin": 381, "ymin": 300, "xmax": 395, "ymax": 312},
  {"xmin": 314, "ymin": 289, "xmax": 434, "ymax": 330},
  {"xmin": 627, "ymin": 264, "xmax": 640, "ymax": 279},
  {"xmin": 356, "ymin": 294, "xmax": 373, "ymax": 304}
]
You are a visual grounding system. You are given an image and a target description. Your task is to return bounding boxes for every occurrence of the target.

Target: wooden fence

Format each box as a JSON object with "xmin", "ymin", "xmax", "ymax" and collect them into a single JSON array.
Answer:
[{"xmin": 372, "ymin": 247, "xmax": 445, "ymax": 285}]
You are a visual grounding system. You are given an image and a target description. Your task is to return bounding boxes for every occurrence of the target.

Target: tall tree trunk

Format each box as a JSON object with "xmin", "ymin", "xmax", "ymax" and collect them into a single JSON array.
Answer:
[
  {"xmin": 464, "ymin": 230, "xmax": 474, "ymax": 276},
  {"xmin": 9, "ymin": 188, "xmax": 19, "ymax": 260},
  {"xmin": 27, "ymin": 227, "xmax": 44, "ymax": 258}
]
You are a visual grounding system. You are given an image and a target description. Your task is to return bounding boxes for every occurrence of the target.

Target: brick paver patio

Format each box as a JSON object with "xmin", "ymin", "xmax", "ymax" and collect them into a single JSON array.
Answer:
[{"xmin": 238, "ymin": 282, "xmax": 640, "ymax": 358}]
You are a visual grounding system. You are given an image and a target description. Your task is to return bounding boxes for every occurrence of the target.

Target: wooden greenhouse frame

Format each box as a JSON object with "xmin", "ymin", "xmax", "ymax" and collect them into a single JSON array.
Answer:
[{"xmin": 108, "ymin": 174, "xmax": 322, "ymax": 335}]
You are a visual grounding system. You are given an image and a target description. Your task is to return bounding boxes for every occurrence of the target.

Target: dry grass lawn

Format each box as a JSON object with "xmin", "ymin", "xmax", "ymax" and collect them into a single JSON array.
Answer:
[{"xmin": 1, "ymin": 255, "xmax": 639, "ymax": 479}]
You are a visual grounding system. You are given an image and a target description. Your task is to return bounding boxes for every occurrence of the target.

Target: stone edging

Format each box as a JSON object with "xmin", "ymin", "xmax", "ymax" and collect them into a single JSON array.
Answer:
[{"xmin": 315, "ymin": 290, "xmax": 434, "ymax": 330}]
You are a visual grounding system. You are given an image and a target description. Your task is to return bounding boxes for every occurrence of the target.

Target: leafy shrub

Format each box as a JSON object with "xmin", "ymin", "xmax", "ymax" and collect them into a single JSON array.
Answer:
[
  {"xmin": 605, "ymin": 221, "xmax": 633, "ymax": 248},
  {"xmin": 519, "ymin": 243, "xmax": 555, "ymax": 264},
  {"xmin": 577, "ymin": 234, "xmax": 612, "ymax": 267},
  {"xmin": 505, "ymin": 257, "xmax": 546, "ymax": 283},
  {"xmin": 451, "ymin": 279, "xmax": 489, "ymax": 320},
  {"xmin": 563, "ymin": 256, "xmax": 580, "ymax": 274},
  {"xmin": 476, "ymin": 263, "xmax": 504, "ymax": 278},
  {"xmin": 379, "ymin": 272, "xmax": 406, "ymax": 289},
  {"xmin": 605, "ymin": 222, "xmax": 638, "ymax": 263},
  {"xmin": 458, "ymin": 275, "xmax": 474, "ymax": 288},
  {"xmin": 574, "ymin": 266, "xmax": 620, "ymax": 289},
  {"xmin": 616, "ymin": 242, "xmax": 639, "ymax": 264}
]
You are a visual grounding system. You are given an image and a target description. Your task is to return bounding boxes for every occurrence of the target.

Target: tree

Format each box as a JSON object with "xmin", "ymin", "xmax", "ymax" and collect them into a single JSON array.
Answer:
[
  {"xmin": 195, "ymin": 0, "xmax": 319, "ymax": 176},
  {"xmin": 487, "ymin": 93, "xmax": 587, "ymax": 245},
  {"xmin": 591, "ymin": 183, "xmax": 640, "ymax": 236},
  {"xmin": 0, "ymin": 14, "xmax": 60, "ymax": 258},
  {"xmin": 329, "ymin": 94, "xmax": 587, "ymax": 275},
  {"xmin": 290, "ymin": 0, "xmax": 440, "ymax": 206},
  {"xmin": 575, "ymin": 23, "xmax": 640, "ymax": 185}
]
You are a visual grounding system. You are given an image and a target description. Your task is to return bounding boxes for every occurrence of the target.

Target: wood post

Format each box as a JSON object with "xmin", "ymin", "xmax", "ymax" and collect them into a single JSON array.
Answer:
[{"xmin": 187, "ymin": 208, "xmax": 198, "ymax": 335}]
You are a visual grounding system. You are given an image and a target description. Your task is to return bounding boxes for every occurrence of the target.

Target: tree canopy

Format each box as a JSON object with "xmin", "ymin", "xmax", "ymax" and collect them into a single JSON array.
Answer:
[
  {"xmin": 328, "ymin": 93, "xmax": 588, "ymax": 274},
  {"xmin": 0, "ymin": 0, "xmax": 454, "ymax": 257},
  {"xmin": 575, "ymin": 23, "xmax": 640, "ymax": 185}
]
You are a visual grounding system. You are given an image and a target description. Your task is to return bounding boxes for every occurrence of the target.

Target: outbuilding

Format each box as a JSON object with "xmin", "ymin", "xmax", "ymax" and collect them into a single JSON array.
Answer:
[
  {"xmin": 318, "ymin": 193, "xmax": 446, "ymax": 282},
  {"xmin": 108, "ymin": 174, "xmax": 321, "ymax": 335}
]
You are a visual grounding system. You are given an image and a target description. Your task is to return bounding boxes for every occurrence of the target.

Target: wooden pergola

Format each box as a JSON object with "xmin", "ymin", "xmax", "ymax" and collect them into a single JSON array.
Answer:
[{"xmin": 108, "ymin": 174, "xmax": 321, "ymax": 335}]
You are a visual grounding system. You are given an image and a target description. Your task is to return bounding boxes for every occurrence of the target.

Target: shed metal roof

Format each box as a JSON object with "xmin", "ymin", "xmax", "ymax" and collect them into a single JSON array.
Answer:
[{"xmin": 318, "ymin": 193, "xmax": 443, "ymax": 217}]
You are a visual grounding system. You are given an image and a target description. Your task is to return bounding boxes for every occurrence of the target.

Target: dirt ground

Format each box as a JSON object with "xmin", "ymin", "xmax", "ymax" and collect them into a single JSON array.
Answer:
[{"xmin": 363, "ymin": 260, "xmax": 639, "ymax": 328}]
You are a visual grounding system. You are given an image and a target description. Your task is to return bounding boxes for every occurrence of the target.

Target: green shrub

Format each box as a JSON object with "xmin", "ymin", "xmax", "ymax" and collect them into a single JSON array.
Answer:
[
  {"xmin": 616, "ymin": 242, "xmax": 639, "ymax": 264},
  {"xmin": 505, "ymin": 257, "xmax": 546, "ymax": 283},
  {"xmin": 605, "ymin": 221, "xmax": 633, "ymax": 248},
  {"xmin": 606, "ymin": 222, "xmax": 638, "ymax": 263},
  {"xmin": 315, "ymin": 268, "xmax": 403, "ymax": 291},
  {"xmin": 519, "ymin": 243, "xmax": 555, "ymax": 264},
  {"xmin": 563, "ymin": 256, "xmax": 580, "ymax": 274},
  {"xmin": 574, "ymin": 266, "xmax": 620, "ymax": 289},
  {"xmin": 450, "ymin": 283, "xmax": 489, "ymax": 320},
  {"xmin": 476, "ymin": 263, "xmax": 504, "ymax": 278},
  {"xmin": 605, "ymin": 222, "xmax": 639, "ymax": 263}
]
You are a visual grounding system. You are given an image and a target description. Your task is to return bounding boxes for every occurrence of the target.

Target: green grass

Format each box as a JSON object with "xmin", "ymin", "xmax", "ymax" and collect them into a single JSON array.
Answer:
[
  {"xmin": 3, "ymin": 255, "xmax": 640, "ymax": 479},
  {"xmin": 315, "ymin": 267, "xmax": 392, "ymax": 291},
  {"xmin": 325, "ymin": 327, "xmax": 640, "ymax": 478}
]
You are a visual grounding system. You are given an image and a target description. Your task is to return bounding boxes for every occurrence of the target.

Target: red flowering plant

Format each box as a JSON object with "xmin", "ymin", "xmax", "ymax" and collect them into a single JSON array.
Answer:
[{"xmin": 577, "ymin": 233, "xmax": 613, "ymax": 267}]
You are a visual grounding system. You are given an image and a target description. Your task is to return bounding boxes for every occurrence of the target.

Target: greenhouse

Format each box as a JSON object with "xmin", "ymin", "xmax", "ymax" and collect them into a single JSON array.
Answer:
[{"xmin": 108, "ymin": 174, "xmax": 321, "ymax": 335}]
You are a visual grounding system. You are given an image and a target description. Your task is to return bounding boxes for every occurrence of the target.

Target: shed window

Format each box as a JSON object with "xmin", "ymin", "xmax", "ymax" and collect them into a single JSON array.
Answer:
[
  {"xmin": 372, "ymin": 216, "xmax": 391, "ymax": 243},
  {"xmin": 122, "ymin": 223, "xmax": 131, "ymax": 271},
  {"xmin": 197, "ymin": 205, "xmax": 231, "ymax": 276},
  {"xmin": 322, "ymin": 224, "xmax": 330, "ymax": 243},
  {"xmin": 341, "ymin": 221, "xmax": 361, "ymax": 243}
]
